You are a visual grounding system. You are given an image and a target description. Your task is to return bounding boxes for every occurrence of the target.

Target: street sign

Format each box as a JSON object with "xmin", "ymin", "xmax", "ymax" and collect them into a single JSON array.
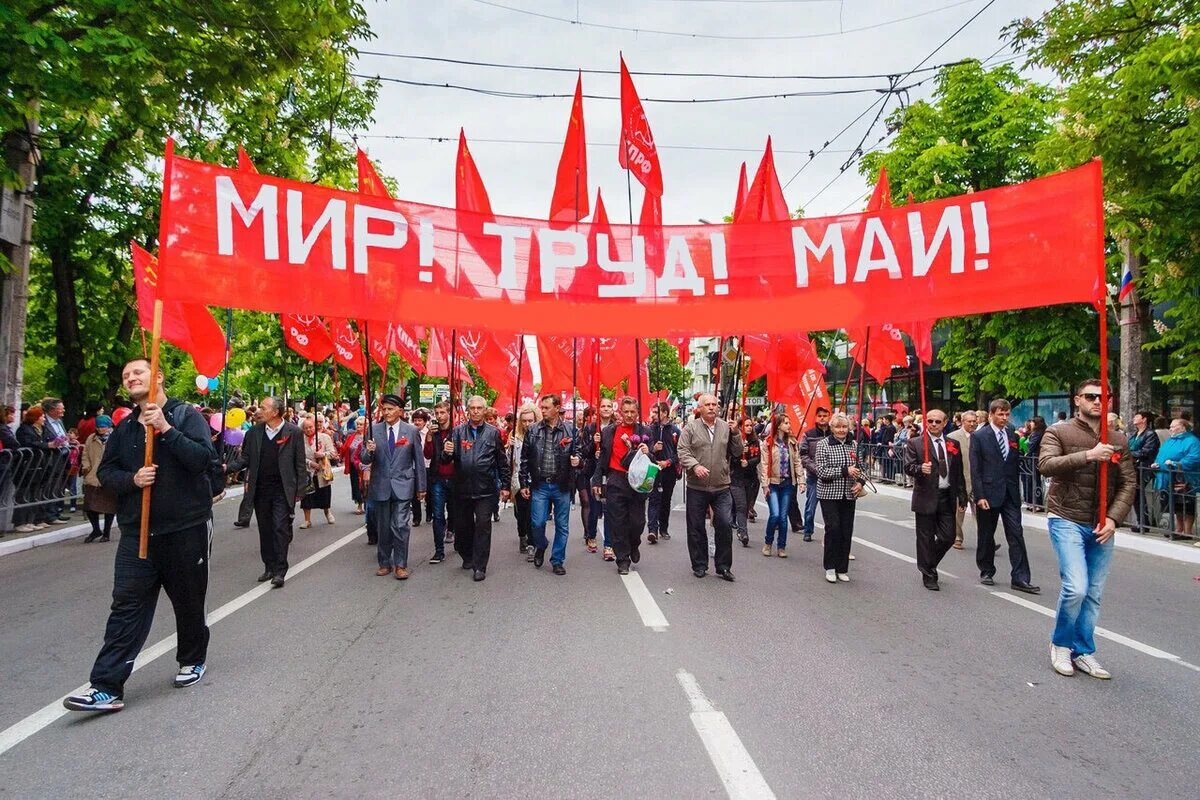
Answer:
[{"xmin": 745, "ymin": 396, "xmax": 766, "ymax": 407}]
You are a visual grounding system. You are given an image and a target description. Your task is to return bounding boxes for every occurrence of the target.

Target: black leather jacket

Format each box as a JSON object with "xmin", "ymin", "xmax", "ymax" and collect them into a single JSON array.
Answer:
[
  {"xmin": 519, "ymin": 419, "xmax": 581, "ymax": 492},
  {"xmin": 439, "ymin": 422, "xmax": 508, "ymax": 499}
]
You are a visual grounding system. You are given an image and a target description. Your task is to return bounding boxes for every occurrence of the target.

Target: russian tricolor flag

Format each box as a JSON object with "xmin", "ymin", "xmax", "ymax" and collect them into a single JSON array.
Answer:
[{"xmin": 1118, "ymin": 265, "xmax": 1135, "ymax": 302}]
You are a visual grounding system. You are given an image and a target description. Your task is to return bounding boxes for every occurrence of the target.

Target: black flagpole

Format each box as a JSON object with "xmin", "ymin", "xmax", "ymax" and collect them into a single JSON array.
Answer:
[
  {"xmin": 360, "ymin": 321, "xmax": 373, "ymax": 440},
  {"xmin": 450, "ymin": 328, "xmax": 458, "ymax": 427},
  {"xmin": 514, "ymin": 335, "xmax": 525, "ymax": 414}
]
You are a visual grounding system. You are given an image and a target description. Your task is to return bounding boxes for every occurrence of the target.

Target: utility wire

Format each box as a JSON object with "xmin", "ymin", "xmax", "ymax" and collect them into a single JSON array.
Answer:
[
  {"xmin": 355, "ymin": 50, "xmax": 980, "ymax": 82},
  {"xmin": 465, "ymin": 0, "xmax": 987, "ymax": 41},
  {"xmin": 345, "ymin": 133, "xmax": 866, "ymax": 155},
  {"xmin": 354, "ymin": 72, "xmax": 929, "ymax": 104}
]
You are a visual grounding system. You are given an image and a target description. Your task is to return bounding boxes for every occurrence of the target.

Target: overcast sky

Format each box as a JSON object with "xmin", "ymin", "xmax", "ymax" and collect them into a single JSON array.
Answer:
[{"xmin": 351, "ymin": 0, "xmax": 1054, "ymax": 225}]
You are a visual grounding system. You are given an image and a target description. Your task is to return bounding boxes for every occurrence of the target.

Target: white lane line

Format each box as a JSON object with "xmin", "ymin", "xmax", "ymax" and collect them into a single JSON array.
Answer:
[
  {"xmin": 0, "ymin": 526, "xmax": 366, "ymax": 759},
  {"xmin": 852, "ymin": 537, "xmax": 917, "ymax": 565},
  {"xmin": 990, "ymin": 591, "xmax": 1200, "ymax": 673},
  {"xmin": 621, "ymin": 572, "xmax": 669, "ymax": 632},
  {"xmin": 676, "ymin": 669, "xmax": 776, "ymax": 800}
]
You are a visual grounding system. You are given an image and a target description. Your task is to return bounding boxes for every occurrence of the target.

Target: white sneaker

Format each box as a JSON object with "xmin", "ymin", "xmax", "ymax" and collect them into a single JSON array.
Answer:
[
  {"xmin": 1050, "ymin": 644, "xmax": 1075, "ymax": 676},
  {"xmin": 849, "ymin": 553, "xmax": 856, "ymax": 560},
  {"xmin": 15, "ymin": 523, "xmax": 35, "ymax": 533},
  {"xmin": 325, "ymin": 511, "xmax": 335, "ymax": 524},
  {"xmin": 825, "ymin": 569, "xmax": 837, "ymax": 583},
  {"xmin": 837, "ymin": 572, "xmax": 850, "ymax": 582},
  {"xmin": 1072, "ymin": 653, "xmax": 1111, "ymax": 680},
  {"xmin": 32, "ymin": 522, "xmax": 48, "ymax": 530}
]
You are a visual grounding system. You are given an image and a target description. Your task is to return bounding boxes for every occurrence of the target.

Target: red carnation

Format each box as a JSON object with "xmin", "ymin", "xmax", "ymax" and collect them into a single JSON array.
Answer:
[
  {"xmin": 397, "ymin": 436, "xmax": 409, "ymax": 447},
  {"xmin": 277, "ymin": 435, "xmax": 290, "ymax": 446},
  {"xmin": 560, "ymin": 437, "xmax": 572, "ymax": 448}
]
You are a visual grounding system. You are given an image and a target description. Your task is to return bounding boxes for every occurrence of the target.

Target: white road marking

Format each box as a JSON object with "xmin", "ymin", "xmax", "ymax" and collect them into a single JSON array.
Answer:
[
  {"xmin": 621, "ymin": 572, "xmax": 669, "ymax": 631},
  {"xmin": 676, "ymin": 670, "xmax": 776, "ymax": 800},
  {"xmin": 852, "ymin": 537, "xmax": 917, "ymax": 565},
  {"xmin": 0, "ymin": 526, "xmax": 366, "ymax": 759},
  {"xmin": 991, "ymin": 591, "xmax": 1200, "ymax": 673}
]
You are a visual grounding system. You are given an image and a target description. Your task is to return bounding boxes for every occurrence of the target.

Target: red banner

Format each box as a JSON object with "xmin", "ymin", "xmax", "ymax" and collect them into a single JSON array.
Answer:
[
  {"xmin": 132, "ymin": 243, "xmax": 227, "ymax": 376},
  {"xmin": 155, "ymin": 150, "xmax": 1105, "ymax": 337}
]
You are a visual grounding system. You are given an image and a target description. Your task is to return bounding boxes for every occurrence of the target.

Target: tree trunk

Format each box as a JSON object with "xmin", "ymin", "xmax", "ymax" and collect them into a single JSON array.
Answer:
[
  {"xmin": 49, "ymin": 246, "xmax": 86, "ymax": 420},
  {"xmin": 1118, "ymin": 240, "xmax": 1152, "ymax": 423}
]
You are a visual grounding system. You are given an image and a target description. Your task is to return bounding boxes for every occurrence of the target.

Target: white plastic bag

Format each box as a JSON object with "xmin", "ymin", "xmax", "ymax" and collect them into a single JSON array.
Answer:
[{"xmin": 628, "ymin": 450, "xmax": 660, "ymax": 493}]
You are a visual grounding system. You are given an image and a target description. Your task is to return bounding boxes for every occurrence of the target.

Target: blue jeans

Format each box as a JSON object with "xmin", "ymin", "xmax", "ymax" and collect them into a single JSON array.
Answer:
[
  {"xmin": 1048, "ymin": 517, "xmax": 1114, "ymax": 657},
  {"xmin": 531, "ymin": 483, "xmax": 572, "ymax": 565},
  {"xmin": 765, "ymin": 482, "xmax": 795, "ymax": 548},
  {"xmin": 429, "ymin": 478, "xmax": 450, "ymax": 555},
  {"xmin": 803, "ymin": 474, "xmax": 819, "ymax": 534}
]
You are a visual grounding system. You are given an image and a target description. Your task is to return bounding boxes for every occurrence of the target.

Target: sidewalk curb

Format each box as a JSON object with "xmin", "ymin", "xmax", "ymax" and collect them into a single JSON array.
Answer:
[
  {"xmin": 872, "ymin": 484, "xmax": 1200, "ymax": 566},
  {"xmin": 0, "ymin": 486, "xmax": 245, "ymax": 559}
]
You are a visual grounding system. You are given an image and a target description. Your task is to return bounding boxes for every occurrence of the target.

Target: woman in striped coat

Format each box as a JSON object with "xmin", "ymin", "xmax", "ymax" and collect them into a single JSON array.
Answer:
[{"xmin": 815, "ymin": 413, "xmax": 865, "ymax": 583}]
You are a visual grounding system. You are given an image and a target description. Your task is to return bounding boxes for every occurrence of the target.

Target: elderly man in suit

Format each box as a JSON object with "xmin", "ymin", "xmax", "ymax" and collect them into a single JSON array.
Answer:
[
  {"xmin": 441, "ymin": 395, "xmax": 509, "ymax": 582},
  {"xmin": 970, "ymin": 398, "xmax": 1039, "ymax": 594},
  {"xmin": 948, "ymin": 410, "xmax": 978, "ymax": 549},
  {"xmin": 903, "ymin": 409, "xmax": 967, "ymax": 591},
  {"xmin": 362, "ymin": 393, "xmax": 427, "ymax": 580},
  {"xmin": 224, "ymin": 397, "xmax": 307, "ymax": 587}
]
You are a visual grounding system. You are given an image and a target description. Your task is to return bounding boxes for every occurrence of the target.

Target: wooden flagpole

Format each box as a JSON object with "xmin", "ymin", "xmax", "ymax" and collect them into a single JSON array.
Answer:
[{"xmin": 138, "ymin": 299, "xmax": 163, "ymax": 560}]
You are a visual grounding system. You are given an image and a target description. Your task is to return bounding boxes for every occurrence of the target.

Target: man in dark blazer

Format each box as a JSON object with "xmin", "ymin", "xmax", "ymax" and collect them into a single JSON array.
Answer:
[
  {"xmin": 970, "ymin": 398, "xmax": 1039, "ymax": 593},
  {"xmin": 225, "ymin": 397, "xmax": 306, "ymax": 587},
  {"xmin": 903, "ymin": 409, "xmax": 967, "ymax": 591},
  {"xmin": 362, "ymin": 394, "xmax": 427, "ymax": 580}
]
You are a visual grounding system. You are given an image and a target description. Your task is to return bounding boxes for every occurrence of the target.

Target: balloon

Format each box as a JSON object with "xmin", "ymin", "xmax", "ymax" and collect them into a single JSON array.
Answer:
[
  {"xmin": 209, "ymin": 413, "xmax": 222, "ymax": 432},
  {"xmin": 111, "ymin": 407, "xmax": 132, "ymax": 426},
  {"xmin": 195, "ymin": 374, "xmax": 208, "ymax": 390},
  {"xmin": 199, "ymin": 386, "xmax": 210, "ymax": 395},
  {"xmin": 208, "ymin": 377, "xmax": 220, "ymax": 391},
  {"xmin": 225, "ymin": 407, "xmax": 247, "ymax": 429},
  {"xmin": 223, "ymin": 427, "xmax": 245, "ymax": 446}
]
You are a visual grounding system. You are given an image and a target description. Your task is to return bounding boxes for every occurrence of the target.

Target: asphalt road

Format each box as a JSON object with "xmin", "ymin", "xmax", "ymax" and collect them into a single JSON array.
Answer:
[{"xmin": 1, "ymin": 482, "xmax": 1197, "ymax": 799}]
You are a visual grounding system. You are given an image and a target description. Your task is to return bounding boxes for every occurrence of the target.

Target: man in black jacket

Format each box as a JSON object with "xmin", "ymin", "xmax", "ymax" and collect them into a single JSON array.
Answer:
[
  {"xmin": 903, "ymin": 409, "xmax": 967, "ymax": 590},
  {"xmin": 579, "ymin": 397, "xmax": 615, "ymax": 557},
  {"xmin": 64, "ymin": 357, "xmax": 217, "ymax": 713},
  {"xmin": 224, "ymin": 397, "xmax": 306, "ymax": 587},
  {"xmin": 592, "ymin": 397, "xmax": 652, "ymax": 576},
  {"xmin": 970, "ymin": 398, "xmax": 1039, "ymax": 594},
  {"xmin": 440, "ymin": 395, "xmax": 509, "ymax": 581},
  {"xmin": 798, "ymin": 407, "xmax": 831, "ymax": 542},
  {"xmin": 646, "ymin": 401, "xmax": 680, "ymax": 544},
  {"xmin": 519, "ymin": 393, "xmax": 580, "ymax": 574}
]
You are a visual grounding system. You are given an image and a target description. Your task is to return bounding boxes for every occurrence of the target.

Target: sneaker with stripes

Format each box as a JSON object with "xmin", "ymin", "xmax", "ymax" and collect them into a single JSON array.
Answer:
[
  {"xmin": 173, "ymin": 663, "xmax": 206, "ymax": 688},
  {"xmin": 63, "ymin": 687, "xmax": 124, "ymax": 712}
]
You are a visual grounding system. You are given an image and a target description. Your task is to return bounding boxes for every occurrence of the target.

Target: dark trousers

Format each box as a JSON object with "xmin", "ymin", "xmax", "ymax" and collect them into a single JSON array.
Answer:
[
  {"xmin": 236, "ymin": 489, "xmax": 253, "ymax": 526},
  {"xmin": 515, "ymin": 491, "xmax": 532, "ymax": 545},
  {"xmin": 86, "ymin": 511, "xmax": 114, "ymax": 536},
  {"xmin": 607, "ymin": 479, "xmax": 647, "ymax": 567},
  {"xmin": 820, "ymin": 499, "xmax": 856, "ymax": 572},
  {"xmin": 254, "ymin": 487, "xmax": 294, "ymax": 577},
  {"xmin": 915, "ymin": 490, "xmax": 957, "ymax": 582},
  {"xmin": 647, "ymin": 471, "xmax": 677, "ymax": 535},
  {"xmin": 976, "ymin": 497, "xmax": 1032, "ymax": 584},
  {"xmin": 90, "ymin": 522, "xmax": 212, "ymax": 695},
  {"xmin": 455, "ymin": 495, "xmax": 495, "ymax": 572},
  {"xmin": 787, "ymin": 487, "xmax": 803, "ymax": 532},
  {"xmin": 411, "ymin": 487, "xmax": 423, "ymax": 525},
  {"xmin": 686, "ymin": 487, "xmax": 733, "ymax": 573}
]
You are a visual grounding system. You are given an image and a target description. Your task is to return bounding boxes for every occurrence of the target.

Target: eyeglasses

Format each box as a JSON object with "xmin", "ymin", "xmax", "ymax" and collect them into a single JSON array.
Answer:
[{"xmin": 1078, "ymin": 392, "xmax": 1103, "ymax": 402}]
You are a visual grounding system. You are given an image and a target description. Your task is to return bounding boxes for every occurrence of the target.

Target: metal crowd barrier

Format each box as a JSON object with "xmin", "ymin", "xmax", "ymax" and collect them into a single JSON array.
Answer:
[
  {"xmin": 851, "ymin": 442, "xmax": 1197, "ymax": 543},
  {"xmin": 1, "ymin": 442, "xmax": 248, "ymax": 532}
]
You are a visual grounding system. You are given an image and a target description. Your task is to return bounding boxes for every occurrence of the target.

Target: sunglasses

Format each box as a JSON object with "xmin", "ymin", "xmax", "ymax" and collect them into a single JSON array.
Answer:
[{"xmin": 1078, "ymin": 392, "xmax": 1103, "ymax": 402}]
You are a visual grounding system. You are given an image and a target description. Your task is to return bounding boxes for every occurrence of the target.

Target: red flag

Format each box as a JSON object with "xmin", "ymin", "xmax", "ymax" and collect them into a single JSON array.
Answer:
[
  {"xmin": 367, "ymin": 323, "xmax": 391, "ymax": 371},
  {"xmin": 549, "ymin": 73, "xmax": 589, "ymax": 223},
  {"xmin": 535, "ymin": 335, "xmax": 594, "ymax": 399},
  {"xmin": 732, "ymin": 162, "xmax": 749, "ymax": 219},
  {"xmin": 867, "ymin": 166, "xmax": 892, "ymax": 213},
  {"xmin": 767, "ymin": 333, "xmax": 823, "ymax": 403},
  {"xmin": 389, "ymin": 323, "xmax": 425, "ymax": 374},
  {"xmin": 236, "ymin": 146, "xmax": 258, "ymax": 174},
  {"xmin": 901, "ymin": 319, "xmax": 934, "ymax": 365},
  {"xmin": 597, "ymin": 337, "xmax": 639, "ymax": 389},
  {"xmin": 426, "ymin": 329, "xmax": 471, "ymax": 383},
  {"xmin": 329, "ymin": 318, "xmax": 366, "ymax": 376},
  {"xmin": 618, "ymin": 56, "xmax": 663, "ymax": 197},
  {"xmin": 356, "ymin": 149, "xmax": 390, "ymax": 198},
  {"xmin": 736, "ymin": 137, "xmax": 789, "ymax": 223},
  {"xmin": 131, "ymin": 243, "xmax": 227, "ymax": 376},
  {"xmin": 785, "ymin": 369, "xmax": 830, "ymax": 433},
  {"xmin": 848, "ymin": 325, "xmax": 908, "ymax": 384},
  {"xmin": 456, "ymin": 129, "xmax": 493, "ymax": 217},
  {"xmin": 668, "ymin": 336, "xmax": 689, "ymax": 363},
  {"xmin": 455, "ymin": 329, "xmax": 514, "ymax": 390},
  {"xmin": 743, "ymin": 334, "xmax": 770, "ymax": 383},
  {"xmin": 281, "ymin": 313, "xmax": 334, "ymax": 363},
  {"xmin": 639, "ymin": 188, "xmax": 664, "ymax": 271}
]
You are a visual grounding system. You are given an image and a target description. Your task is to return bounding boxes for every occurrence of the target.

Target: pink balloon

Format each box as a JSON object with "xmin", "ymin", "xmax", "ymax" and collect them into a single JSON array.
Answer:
[
  {"xmin": 111, "ymin": 407, "xmax": 132, "ymax": 426},
  {"xmin": 209, "ymin": 413, "xmax": 221, "ymax": 432}
]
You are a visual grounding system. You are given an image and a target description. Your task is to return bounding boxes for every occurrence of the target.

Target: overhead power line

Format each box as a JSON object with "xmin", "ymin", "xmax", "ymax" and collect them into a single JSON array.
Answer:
[
  {"xmin": 354, "ymin": 50, "xmax": 980, "ymax": 82},
  {"xmin": 354, "ymin": 72, "xmax": 930, "ymax": 104},
  {"xmin": 346, "ymin": 132, "xmax": 866, "ymax": 156},
  {"xmin": 464, "ymin": 0, "xmax": 988, "ymax": 41}
]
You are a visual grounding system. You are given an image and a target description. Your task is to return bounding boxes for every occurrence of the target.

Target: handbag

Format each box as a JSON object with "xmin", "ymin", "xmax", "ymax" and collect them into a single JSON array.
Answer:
[{"xmin": 303, "ymin": 474, "xmax": 318, "ymax": 495}]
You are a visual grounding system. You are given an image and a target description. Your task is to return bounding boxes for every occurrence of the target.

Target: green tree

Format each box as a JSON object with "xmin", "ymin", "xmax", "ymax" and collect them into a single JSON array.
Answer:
[
  {"xmin": 5, "ymin": 1, "xmax": 377, "ymax": 417},
  {"xmin": 646, "ymin": 338, "xmax": 692, "ymax": 397},
  {"xmin": 862, "ymin": 61, "xmax": 1098, "ymax": 405},
  {"xmin": 1009, "ymin": 0, "xmax": 1200, "ymax": 385}
]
